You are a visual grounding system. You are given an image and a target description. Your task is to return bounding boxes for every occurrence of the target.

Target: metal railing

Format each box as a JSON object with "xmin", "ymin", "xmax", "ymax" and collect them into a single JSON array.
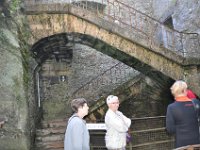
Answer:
[
  {"xmin": 71, "ymin": 62, "xmax": 138, "ymax": 101},
  {"xmin": 89, "ymin": 116, "xmax": 175, "ymax": 150},
  {"xmin": 24, "ymin": 0, "xmax": 200, "ymax": 57},
  {"xmin": 175, "ymin": 144, "xmax": 200, "ymax": 150},
  {"xmin": 71, "ymin": 0, "xmax": 200, "ymax": 57}
]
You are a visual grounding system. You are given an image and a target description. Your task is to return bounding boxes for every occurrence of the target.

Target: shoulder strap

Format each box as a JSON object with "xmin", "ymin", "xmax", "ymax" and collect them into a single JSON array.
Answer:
[
  {"xmin": 68, "ymin": 114, "xmax": 78, "ymax": 124},
  {"xmin": 191, "ymin": 99, "xmax": 200, "ymax": 141},
  {"xmin": 191, "ymin": 99, "xmax": 200, "ymax": 118}
]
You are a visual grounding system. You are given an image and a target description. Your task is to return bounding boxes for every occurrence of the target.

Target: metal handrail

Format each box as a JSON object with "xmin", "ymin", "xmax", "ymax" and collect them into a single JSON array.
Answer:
[
  {"xmin": 71, "ymin": 62, "xmax": 137, "ymax": 101},
  {"xmin": 24, "ymin": 0, "xmax": 200, "ymax": 57},
  {"xmin": 174, "ymin": 144, "xmax": 200, "ymax": 150},
  {"xmin": 70, "ymin": 0, "xmax": 199, "ymax": 56},
  {"xmin": 88, "ymin": 115, "xmax": 166, "ymax": 123},
  {"xmin": 71, "ymin": 62, "xmax": 121, "ymax": 97}
]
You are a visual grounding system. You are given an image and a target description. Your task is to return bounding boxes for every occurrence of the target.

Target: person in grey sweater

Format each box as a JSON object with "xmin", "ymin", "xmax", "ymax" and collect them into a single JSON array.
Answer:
[{"xmin": 64, "ymin": 98, "xmax": 90, "ymax": 150}]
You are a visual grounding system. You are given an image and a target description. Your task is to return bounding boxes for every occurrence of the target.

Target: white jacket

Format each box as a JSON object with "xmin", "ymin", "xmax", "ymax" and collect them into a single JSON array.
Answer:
[{"xmin": 105, "ymin": 109, "xmax": 131, "ymax": 149}]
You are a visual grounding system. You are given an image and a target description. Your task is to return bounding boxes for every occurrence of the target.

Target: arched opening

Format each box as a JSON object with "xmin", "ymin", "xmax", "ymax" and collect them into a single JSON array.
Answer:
[{"xmin": 30, "ymin": 32, "xmax": 174, "ymax": 149}]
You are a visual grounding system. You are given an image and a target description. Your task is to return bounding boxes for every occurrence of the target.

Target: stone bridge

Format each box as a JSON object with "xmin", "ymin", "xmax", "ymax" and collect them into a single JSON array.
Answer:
[{"xmin": 24, "ymin": 1, "xmax": 200, "ymax": 93}]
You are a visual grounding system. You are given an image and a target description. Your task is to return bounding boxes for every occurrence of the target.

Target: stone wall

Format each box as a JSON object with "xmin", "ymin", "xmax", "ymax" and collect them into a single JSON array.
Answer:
[
  {"xmin": 39, "ymin": 43, "xmax": 137, "ymax": 120},
  {"xmin": 172, "ymin": 0, "xmax": 200, "ymax": 33},
  {"xmin": 152, "ymin": 0, "xmax": 200, "ymax": 57},
  {"xmin": 0, "ymin": 16, "xmax": 34, "ymax": 149},
  {"xmin": 117, "ymin": 0, "xmax": 200, "ymax": 58},
  {"xmin": 126, "ymin": 0, "xmax": 200, "ymax": 34}
]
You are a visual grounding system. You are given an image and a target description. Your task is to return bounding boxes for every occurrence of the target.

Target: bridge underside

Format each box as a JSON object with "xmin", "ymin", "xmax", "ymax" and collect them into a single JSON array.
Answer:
[
  {"xmin": 26, "ymin": 0, "xmax": 200, "ymax": 98},
  {"xmin": 31, "ymin": 32, "xmax": 174, "ymax": 85},
  {"xmin": 30, "ymin": 30, "xmax": 174, "ymax": 124},
  {"xmin": 27, "ymin": 2, "xmax": 200, "ymax": 121}
]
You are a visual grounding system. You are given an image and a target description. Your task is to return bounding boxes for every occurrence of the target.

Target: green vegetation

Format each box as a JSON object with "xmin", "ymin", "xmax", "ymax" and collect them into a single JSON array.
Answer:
[
  {"xmin": 10, "ymin": 0, "xmax": 21, "ymax": 14},
  {"xmin": 0, "ymin": 0, "xmax": 32, "ymax": 104}
]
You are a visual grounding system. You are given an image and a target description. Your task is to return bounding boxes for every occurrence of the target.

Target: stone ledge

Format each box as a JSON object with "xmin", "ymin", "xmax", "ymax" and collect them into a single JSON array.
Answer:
[{"xmin": 24, "ymin": 3, "xmax": 186, "ymax": 65}]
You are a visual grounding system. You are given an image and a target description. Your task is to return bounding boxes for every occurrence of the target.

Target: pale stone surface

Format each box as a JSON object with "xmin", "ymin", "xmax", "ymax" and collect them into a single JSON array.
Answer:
[
  {"xmin": 173, "ymin": 0, "xmax": 200, "ymax": 33},
  {"xmin": 0, "ymin": 25, "xmax": 31, "ymax": 150},
  {"xmin": 27, "ymin": 13, "xmax": 185, "ymax": 80}
]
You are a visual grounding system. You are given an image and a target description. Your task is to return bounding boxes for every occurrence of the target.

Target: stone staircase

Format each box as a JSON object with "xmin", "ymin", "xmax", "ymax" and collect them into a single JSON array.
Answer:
[
  {"xmin": 33, "ymin": 118, "xmax": 67, "ymax": 150},
  {"xmin": 86, "ymin": 74, "xmax": 144, "ymax": 122},
  {"xmin": 33, "ymin": 116, "xmax": 174, "ymax": 150}
]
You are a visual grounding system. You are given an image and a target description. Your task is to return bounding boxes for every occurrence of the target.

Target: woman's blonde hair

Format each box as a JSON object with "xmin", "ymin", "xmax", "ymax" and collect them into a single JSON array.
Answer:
[{"xmin": 170, "ymin": 80, "xmax": 187, "ymax": 97}]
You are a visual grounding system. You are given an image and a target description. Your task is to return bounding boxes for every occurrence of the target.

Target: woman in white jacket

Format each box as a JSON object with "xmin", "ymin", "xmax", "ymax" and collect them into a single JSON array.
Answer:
[{"xmin": 105, "ymin": 95, "xmax": 131, "ymax": 150}]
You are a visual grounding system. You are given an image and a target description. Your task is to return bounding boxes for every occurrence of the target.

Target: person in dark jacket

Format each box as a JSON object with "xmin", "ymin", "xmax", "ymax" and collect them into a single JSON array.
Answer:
[{"xmin": 166, "ymin": 80, "xmax": 200, "ymax": 148}]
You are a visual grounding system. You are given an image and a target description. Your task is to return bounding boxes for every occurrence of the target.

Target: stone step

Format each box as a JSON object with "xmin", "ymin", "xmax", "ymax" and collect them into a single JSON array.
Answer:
[
  {"xmin": 36, "ymin": 127, "xmax": 66, "ymax": 136},
  {"xmin": 36, "ymin": 133, "xmax": 64, "ymax": 142},
  {"xmin": 35, "ymin": 140, "xmax": 64, "ymax": 150},
  {"xmin": 41, "ymin": 118, "xmax": 67, "ymax": 128}
]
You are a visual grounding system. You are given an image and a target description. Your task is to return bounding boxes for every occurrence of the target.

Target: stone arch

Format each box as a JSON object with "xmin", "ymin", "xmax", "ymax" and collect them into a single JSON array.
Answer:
[
  {"xmin": 25, "ymin": 1, "xmax": 200, "ymax": 96},
  {"xmin": 27, "ymin": 13, "xmax": 184, "ymax": 82},
  {"xmin": 30, "ymin": 32, "xmax": 173, "ymax": 85},
  {"xmin": 27, "ymin": 13, "xmax": 180, "ymax": 117},
  {"xmin": 31, "ymin": 32, "xmax": 174, "ymax": 121}
]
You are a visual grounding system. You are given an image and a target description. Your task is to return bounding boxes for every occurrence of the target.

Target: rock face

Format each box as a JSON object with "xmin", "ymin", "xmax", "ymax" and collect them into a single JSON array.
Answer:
[
  {"xmin": 39, "ymin": 43, "xmax": 137, "ymax": 121},
  {"xmin": 173, "ymin": 0, "xmax": 200, "ymax": 33},
  {"xmin": 0, "ymin": 18, "xmax": 32, "ymax": 149},
  {"xmin": 133, "ymin": 0, "xmax": 200, "ymax": 34}
]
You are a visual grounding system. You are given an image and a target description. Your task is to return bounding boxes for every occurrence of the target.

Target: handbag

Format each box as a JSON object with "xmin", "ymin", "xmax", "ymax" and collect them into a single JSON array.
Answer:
[{"xmin": 126, "ymin": 128, "xmax": 132, "ymax": 143}]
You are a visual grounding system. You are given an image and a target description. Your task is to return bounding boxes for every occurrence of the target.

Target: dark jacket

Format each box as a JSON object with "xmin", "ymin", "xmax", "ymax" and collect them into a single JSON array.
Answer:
[{"xmin": 166, "ymin": 100, "xmax": 200, "ymax": 148}]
